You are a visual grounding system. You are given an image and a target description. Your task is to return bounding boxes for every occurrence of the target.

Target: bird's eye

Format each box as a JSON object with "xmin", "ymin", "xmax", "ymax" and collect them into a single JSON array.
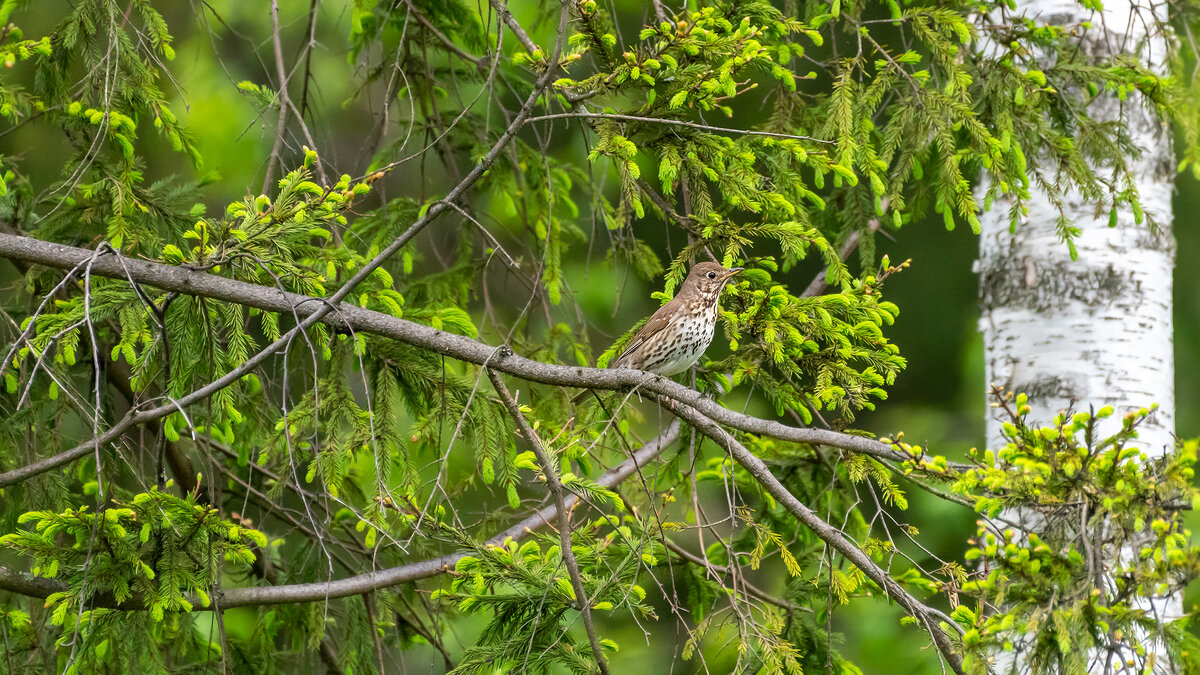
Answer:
[{"xmin": 706, "ymin": 271, "xmax": 717, "ymax": 279}]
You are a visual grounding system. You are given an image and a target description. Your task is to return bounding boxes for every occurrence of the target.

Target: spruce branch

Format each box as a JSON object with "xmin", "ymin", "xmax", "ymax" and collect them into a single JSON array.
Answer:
[
  {"xmin": 0, "ymin": 423, "xmax": 680, "ymax": 608},
  {"xmin": 0, "ymin": 0, "xmax": 1192, "ymax": 670},
  {"xmin": 409, "ymin": 4, "xmax": 486, "ymax": 68},
  {"xmin": 0, "ymin": 0, "xmax": 573, "ymax": 486},
  {"xmin": 656, "ymin": 395, "xmax": 967, "ymax": 675}
]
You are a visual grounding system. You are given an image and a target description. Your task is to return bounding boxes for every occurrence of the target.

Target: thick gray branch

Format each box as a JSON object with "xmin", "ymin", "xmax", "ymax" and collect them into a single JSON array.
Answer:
[{"xmin": 0, "ymin": 233, "xmax": 935, "ymax": 487}]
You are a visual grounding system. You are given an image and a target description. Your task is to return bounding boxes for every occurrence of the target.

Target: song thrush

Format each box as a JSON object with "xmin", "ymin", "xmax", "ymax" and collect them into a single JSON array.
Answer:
[{"xmin": 574, "ymin": 262, "xmax": 742, "ymax": 402}]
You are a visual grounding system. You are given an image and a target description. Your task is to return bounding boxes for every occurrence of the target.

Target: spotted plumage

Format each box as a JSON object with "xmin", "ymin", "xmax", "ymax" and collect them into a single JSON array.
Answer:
[{"xmin": 598, "ymin": 262, "xmax": 742, "ymax": 382}]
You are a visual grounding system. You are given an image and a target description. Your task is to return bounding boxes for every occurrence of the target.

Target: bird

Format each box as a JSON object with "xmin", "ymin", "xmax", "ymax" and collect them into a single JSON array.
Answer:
[{"xmin": 573, "ymin": 261, "xmax": 742, "ymax": 403}]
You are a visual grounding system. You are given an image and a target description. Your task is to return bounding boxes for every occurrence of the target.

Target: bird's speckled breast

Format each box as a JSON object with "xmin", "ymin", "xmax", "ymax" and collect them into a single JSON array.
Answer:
[{"xmin": 640, "ymin": 297, "xmax": 718, "ymax": 376}]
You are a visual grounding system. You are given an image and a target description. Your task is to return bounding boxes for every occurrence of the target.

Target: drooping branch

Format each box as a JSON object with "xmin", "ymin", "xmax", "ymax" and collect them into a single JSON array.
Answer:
[
  {"xmin": 0, "ymin": 423, "xmax": 681, "ymax": 608},
  {"xmin": 0, "ymin": 233, "xmax": 950, "ymax": 488},
  {"xmin": 656, "ymin": 396, "xmax": 967, "ymax": 675}
]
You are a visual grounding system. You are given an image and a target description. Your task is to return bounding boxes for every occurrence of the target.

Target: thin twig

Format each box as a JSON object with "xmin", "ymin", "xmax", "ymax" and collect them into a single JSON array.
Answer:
[
  {"xmin": 661, "ymin": 539, "xmax": 801, "ymax": 611},
  {"xmin": 411, "ymin": 3, "xmax": 484, "ymax": 67},
  {"xmin": 263, "ymin": 0, "xmax": 291, "ymax": 193},
  {"xmin": 525, "ymin": 111, "xmax": 835, "ymax": 144},
  {"xmin": 487, "ymin": 370, "xmax": 611, "ymax": 675}
]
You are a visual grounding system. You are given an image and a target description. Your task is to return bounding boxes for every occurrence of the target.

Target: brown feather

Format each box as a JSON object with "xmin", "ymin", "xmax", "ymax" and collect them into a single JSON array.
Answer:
[
  {"xmin": 571, "ymin": 261, "xmax": 742, "ymax": 405},
  {"xmin": 610, "ymin": 295, "xmax": 684, "ymax": 369}
]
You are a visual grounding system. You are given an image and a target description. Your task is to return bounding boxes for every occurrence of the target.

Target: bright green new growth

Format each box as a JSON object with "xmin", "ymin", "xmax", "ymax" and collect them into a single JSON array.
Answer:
[
  {"xmin": 1, "ymin": 485, "xmax": 264, "ymax": 672},
  {"xmin": 0, "ymin": 0, "xmax": 1196, "ymax": 672},
  {"xmin": 945, "ymin": 398, "xmax": 1200, "ymax": 673},
  {"xmin": 2, "ymin": 486, "xmax": 264, "ymax": 622}
]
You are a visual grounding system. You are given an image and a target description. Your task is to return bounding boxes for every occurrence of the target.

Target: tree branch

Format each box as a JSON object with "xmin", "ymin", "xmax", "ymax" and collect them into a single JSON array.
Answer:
[
  {"xmin": 0, "ymin": 2, "xmax": 573, "ymax": 487},
  {"xmin": 0, "ymin": 233, "xmax": 952, "ymax": 489},
  {"xmin": 489, "ymin": 0, "xmax": 538, "ymax": 54},
  {"xmin": 0, "ymin": 423, "xmax": 680, "ymax": 609},
  {"xmin": 657, "ymin": 395, "xmax": 966, "ymax": 675},
  {"xmin": 263, "ymin": 0, "xmax": 292, "ymax": 193},
  {"xmin": 487, "ymin": 369, "xmax": 611, "ymax": 675},
  {"xmin": 525, "ymin": 111, "xmax": 834, "ymax": 144}
]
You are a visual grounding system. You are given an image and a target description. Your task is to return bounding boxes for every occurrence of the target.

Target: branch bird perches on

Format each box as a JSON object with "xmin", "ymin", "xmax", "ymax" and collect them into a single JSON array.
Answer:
[
  {"xmin": 0, "ymin": 232, "xmax": 956, "ymax": 489},
  {"xmin": 0, "ymin": 232, "xmax": 966, "ymax": 671}
]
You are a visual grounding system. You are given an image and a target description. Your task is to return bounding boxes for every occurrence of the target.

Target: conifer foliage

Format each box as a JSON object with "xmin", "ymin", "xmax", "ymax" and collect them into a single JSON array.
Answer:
[{"xmin": 0, "ymin": 0, "xmax": 1197, "ymax": 673}]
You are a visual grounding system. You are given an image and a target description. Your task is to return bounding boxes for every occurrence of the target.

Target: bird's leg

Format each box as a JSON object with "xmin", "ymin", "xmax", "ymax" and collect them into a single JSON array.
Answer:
[{"xmin": 651, "ymin": 374, "xmax": 677, "ymax": 411}]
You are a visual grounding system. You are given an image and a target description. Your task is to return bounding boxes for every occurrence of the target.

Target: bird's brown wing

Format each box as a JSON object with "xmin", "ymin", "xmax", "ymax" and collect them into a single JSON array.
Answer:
[
  {"xmin": 611, "ymin": 297, "xmax": 680, "ymax": 368},
  {"xmin": 572, "ymin": 297, "xmax": 681, "ymax": 405}
]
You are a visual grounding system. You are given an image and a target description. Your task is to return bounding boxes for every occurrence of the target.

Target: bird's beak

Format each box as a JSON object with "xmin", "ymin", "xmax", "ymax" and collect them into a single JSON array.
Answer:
[{"xmin": 722, "ymin": 267, "xmax": 744, "ymax": 280}]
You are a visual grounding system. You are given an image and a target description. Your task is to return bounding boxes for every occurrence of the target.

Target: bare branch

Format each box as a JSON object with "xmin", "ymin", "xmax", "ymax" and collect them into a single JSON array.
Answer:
[
  {"xmin": 489, "ymin": 0, "xmax": 538, "ymax": 54},
  {"xmin": 262, "ymin": 0, "xmax": 292, "ymax": 193},
  {"xmin": 650, "ymin": 0, "xmax": 669, "ymax": 25},
  {"xmin": 657, "ymin": 395, "xmax": 966, "ymax": 675},
  {"xmin": 525, "ymin": 111, "xmax": 835, "ymax": 144}
]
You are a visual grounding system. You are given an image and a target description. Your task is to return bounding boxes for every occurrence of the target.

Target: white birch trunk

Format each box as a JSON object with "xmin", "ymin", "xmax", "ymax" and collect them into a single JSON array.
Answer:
[
  {"xmin": 976, "ymin": 0, "xmax": 1177, "ymax": 671},
  {"xmin": 978, "ymin": 0, "xmax": 1175, "ymax": 466}
]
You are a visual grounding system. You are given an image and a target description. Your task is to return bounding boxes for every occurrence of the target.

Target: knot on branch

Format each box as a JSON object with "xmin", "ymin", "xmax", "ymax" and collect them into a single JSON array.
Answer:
[{"xmin": 488, "ymin": 344, "xmax": 514, "ymax": 364}]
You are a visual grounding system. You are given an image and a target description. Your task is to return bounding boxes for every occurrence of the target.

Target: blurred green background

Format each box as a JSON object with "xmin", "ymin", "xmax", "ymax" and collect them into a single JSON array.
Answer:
[{"xmin": 2, "ymin": 1, "xmax": 1196, "ymax": 671}]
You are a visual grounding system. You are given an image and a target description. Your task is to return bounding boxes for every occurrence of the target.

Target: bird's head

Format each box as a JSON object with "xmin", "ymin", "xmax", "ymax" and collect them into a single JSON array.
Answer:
[{"xmin": 683, "ymin": 261, "xmax": 743, "ymax": 299}]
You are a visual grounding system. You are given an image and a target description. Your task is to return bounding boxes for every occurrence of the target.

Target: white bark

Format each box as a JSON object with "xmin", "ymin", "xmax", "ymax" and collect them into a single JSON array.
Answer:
[
  {"xmin": 978, "ymin": 0, "xmax": 1175, "ymax": 456},
  {"xmin": 976, "ymin": 0, "xmax": 1177, "ymax": 671}
]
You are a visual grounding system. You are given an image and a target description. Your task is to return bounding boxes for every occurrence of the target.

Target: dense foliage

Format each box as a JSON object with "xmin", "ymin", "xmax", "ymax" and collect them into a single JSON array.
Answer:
[{"xmin": 0, "ymin": 0, "xmax": 1198, "ymax": 673}]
